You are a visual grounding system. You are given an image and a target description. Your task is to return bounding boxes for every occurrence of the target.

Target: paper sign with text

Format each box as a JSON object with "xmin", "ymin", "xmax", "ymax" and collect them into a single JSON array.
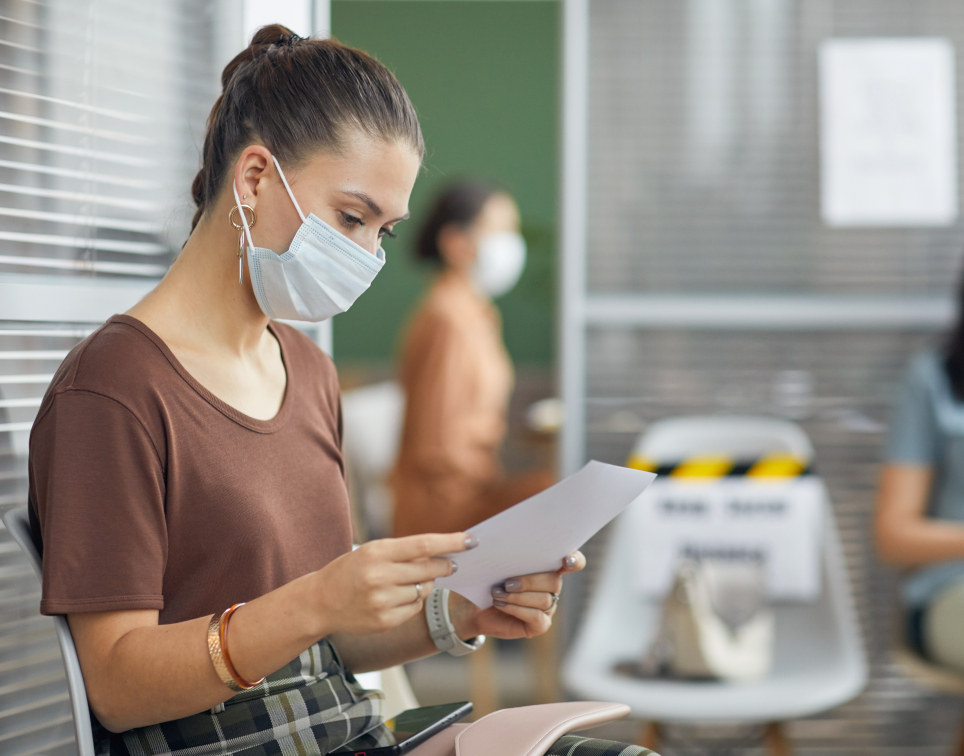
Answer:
[{"xmin": 628, "ymin": 477, "xmax": 824, "ymax": 601}]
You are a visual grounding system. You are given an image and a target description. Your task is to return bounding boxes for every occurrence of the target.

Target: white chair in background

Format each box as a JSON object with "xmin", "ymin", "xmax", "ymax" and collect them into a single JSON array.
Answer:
[
  {"xmin": 341, "ymin": 380, "xmax": 406, "ymax": 541},
  {"xmin": 4, "ymin": 506, "xmax": 96, "ymax": 756},
  {"xmin": 562, "ymin": 416, "xmax": 868, "ymax": 754}
]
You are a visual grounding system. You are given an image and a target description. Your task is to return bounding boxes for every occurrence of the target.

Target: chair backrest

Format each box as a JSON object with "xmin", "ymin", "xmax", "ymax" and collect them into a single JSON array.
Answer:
[
  {"xmin": 563, "ymin": 416, "xmax": 867, "ymax": 720},
  {"xmin": 341, "ymin": 381, "xmax": 406, "ymax": 479},
  {"xmin": 633, "ymin": 415, "xmax": 814, "ymax": 464},
  {"xmin": 3, "ymin": 506, "xmax": 95, "ymax": 756},
  {"xmin": 341, "ymin": 381, "xmax": 405, "ymax": 539}
]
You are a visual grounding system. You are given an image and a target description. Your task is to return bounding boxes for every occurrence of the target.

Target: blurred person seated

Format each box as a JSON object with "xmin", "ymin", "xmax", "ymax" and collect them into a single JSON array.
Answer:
[
  {"xmin": 391, "ymin": 181, "xmax": 554, "ymax": 537},
  {"xmin": 876, "ymin": 271, "xmax": 964, "ymax": 673}
]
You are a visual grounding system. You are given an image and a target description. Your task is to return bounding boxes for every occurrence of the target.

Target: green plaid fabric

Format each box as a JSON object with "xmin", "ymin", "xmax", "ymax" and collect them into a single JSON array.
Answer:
[
  {"xmin": 97, "ymin": 639, "xmax": 391, "ymax": 756},
  {"xmin": 94, "ymin": 638, "xmax": 658, "ymax": 756}
]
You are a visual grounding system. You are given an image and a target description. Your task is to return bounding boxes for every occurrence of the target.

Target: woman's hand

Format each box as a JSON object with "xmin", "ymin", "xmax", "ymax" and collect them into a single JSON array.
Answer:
[
  {"xmin": 450, "ymin": 551, "xmax": 586, "ymax": 640},
  {"xmin": 312, "ymin": 532, "xmax": 474, "ymax": 637}
]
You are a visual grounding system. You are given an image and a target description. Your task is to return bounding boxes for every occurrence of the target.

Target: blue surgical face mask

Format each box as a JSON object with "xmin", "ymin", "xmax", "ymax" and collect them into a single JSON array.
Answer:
[{"xmin": 232, "ymin": 155, "xmax": 385, "ymax": 322}]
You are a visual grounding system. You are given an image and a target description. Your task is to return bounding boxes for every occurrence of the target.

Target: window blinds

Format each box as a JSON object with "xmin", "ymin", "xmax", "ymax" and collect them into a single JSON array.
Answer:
[
  {"xmin": 0, "ymin": 0, "xmax": 217, "ymax": 279},
  {"xmin": 576, "ymin": 0, "xmax": 964, "ymax": 752},
  {"xmin": 0, "ymin": 1, "xmax": 218, "ymax": 753}
]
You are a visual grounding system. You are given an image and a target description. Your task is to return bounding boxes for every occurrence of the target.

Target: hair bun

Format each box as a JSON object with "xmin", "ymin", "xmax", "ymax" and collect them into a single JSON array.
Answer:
[
  {"xmin": 220, "ymin": 24, "xmax": 299, "ymax": 89},
  {"xmin": 249, "ymin": 23, "xmax": 299, "ymax": 48}
]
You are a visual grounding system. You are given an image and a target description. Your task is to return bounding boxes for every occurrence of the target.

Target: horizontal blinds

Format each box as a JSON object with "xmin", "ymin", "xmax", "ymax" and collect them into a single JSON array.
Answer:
[
  {"xmin": 0, "ymin": 322, "xmax": 89, "ymax": 756},
  {"xmin": 582, "ymin": 0, "xmax": 964, "ymax": 753},
  {"xmin": 587, "ymin": 0, "xmax": 964, "ymax": 296},
  {"xmin": 0, "ymin": 1, "xmax": 219, "ymax": 753},
  {"xmin": 0, "ymin": 0, "xmax": 217, "ymax": 280}
]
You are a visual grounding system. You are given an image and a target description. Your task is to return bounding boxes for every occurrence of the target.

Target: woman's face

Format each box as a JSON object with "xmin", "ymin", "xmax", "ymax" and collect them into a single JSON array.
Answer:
[
  {"xmin": 439, "ymin": 192, "xmax": 521, "ymax": 271},
  {"xmin": 238, "ymin": 134, "xmax": 422, "ymax": 257}
]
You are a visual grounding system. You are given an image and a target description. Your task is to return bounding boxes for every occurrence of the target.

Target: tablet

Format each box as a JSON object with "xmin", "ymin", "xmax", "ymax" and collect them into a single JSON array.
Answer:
[{"xmin": 349, "ymin": 702, "xmax": 473, "ymax": 756}]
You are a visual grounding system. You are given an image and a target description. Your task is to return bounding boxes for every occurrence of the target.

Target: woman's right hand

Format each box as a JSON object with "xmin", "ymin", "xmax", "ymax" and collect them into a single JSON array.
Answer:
[{"xmin": 312, "ymin": 532, "xmax": 474, "ymax": 636}]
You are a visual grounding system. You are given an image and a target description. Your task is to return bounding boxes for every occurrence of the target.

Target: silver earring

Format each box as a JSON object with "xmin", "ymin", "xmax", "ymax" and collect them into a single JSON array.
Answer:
[{"xmin": 242, "ymin": 195, "xmax": 247, "ymax": 199}]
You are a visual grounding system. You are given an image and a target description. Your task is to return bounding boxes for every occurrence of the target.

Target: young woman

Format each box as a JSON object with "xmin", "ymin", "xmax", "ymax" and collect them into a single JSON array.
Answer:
[
  {"xmin": 876, "ymin": 270, "xmax": 964, "ymax": 673},
  {"xmin": 391, "ymin": 181, "xmax": 554, "ymax": 537},
  {"xmin": 28, "ymin": 27, "xmax": 652, "ymax": 756}
]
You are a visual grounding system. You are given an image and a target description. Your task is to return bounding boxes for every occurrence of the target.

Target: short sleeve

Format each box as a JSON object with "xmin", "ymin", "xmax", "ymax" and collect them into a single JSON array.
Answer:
[
  {"xmin": 30, "ymin": 390, "xmax": 167, "ymax": 616},
  {"xmin": 886, "ymin": 355, "xmax": 940, "ymax": 465}
]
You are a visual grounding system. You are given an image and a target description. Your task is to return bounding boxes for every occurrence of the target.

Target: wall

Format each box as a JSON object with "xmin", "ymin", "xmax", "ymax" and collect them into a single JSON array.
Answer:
[{"xmin": 330, "ymin": 0, "xmax": 559, "ymax": 368}]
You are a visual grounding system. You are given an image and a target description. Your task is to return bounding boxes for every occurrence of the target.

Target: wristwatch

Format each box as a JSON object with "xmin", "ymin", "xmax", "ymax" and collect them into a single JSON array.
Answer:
[{"xmin": 426, "ymin": 588, "xmax": 485, "ymax": 656}]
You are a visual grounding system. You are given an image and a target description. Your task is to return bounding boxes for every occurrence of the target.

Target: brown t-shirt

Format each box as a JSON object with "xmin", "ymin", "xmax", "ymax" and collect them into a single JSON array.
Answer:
[{"xmin": 28, "ymin": 315, "xmax": 352, "ymax": 625}]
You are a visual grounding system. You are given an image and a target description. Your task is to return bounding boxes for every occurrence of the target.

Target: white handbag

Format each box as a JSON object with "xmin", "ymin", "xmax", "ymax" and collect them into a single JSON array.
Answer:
[{"xmin": 632, "ymin": 559, "xmax": 774, "ymax": 682}]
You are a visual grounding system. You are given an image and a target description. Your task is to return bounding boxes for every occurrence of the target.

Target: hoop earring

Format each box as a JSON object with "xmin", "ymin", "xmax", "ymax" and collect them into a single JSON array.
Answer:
[{"xmin": 229, "ymin": 205, "xmax": 256, "ymax": 285}]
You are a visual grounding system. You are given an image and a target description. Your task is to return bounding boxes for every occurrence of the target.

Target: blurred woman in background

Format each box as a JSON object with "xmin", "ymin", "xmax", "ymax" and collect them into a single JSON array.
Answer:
[
  {"xmin": 876, "ymin": 269, "xmax": 964, "ymax": 672},
  {"xmin": 391, "ymin": 181, "xmax": 554, "ymax": 538}
]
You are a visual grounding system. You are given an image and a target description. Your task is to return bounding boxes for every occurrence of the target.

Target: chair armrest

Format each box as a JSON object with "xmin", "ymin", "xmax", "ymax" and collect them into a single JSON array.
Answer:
[{"xmin": 457, "ymin": 702, "xmax": 630, "ymax": 756}]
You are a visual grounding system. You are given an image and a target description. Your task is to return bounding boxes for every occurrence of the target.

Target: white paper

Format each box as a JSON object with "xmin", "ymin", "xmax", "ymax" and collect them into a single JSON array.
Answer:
[
  {"xmin": 629, "ymin": 477, "xmax": 825, "ymax": 601},
  {"xmin": 434, "ymin": 461, "xmax": 656, "ymax": 608},
  {"xmin": 820, "ymin": 38, "xmax": 958, "ymax": 227}
]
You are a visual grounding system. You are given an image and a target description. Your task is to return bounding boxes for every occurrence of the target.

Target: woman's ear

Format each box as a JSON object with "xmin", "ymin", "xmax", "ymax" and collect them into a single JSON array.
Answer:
[
  {"xmin": 232, "ymin": 145, "xmax": 272, "ymax": 209},
  {"xmin": 437, "ymin": 223, "xmax": 476, "ymax": 272}
]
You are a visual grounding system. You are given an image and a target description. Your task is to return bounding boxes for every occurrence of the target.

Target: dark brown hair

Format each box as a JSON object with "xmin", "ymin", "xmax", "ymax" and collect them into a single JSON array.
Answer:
[
  {"xmin": 415, "ymin": 179, "xmax": 501, "ymax": 264},
  {"xmin": 190, "ymin": 25, "xmax": 424, "ymax": 232},
  {"xmin": 945, "ymin": 267, "xmax": 964, "ymax": 400}
]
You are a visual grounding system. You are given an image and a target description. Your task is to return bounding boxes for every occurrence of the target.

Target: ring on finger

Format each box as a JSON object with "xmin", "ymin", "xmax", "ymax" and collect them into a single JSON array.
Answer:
[
  {"xmin": 544, "ymin": 592, "xmax": 560, "ymax": 614},
  {"xmin": 413, "ymin": 582, "xmax": 423, "ymax": 604}
]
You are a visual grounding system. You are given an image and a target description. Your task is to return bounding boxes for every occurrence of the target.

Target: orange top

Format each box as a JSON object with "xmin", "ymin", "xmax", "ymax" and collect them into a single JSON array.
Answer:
[{"xmin": 391, "ymin": 272, "xmax": 514, "ymax": 536}]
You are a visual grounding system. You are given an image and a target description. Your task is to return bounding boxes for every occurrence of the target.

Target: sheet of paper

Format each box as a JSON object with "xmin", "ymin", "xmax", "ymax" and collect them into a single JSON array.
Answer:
[
  {"xmin": 819, "ymin": 38, "xmax": 958, "ymax": 227},
  {"xmin": 629, "ymin": 477, "xmax": 825, "ymax": 601},
  {"xmin": 434, "ymin": 460, "xmax": 656, "ymax": 608}
]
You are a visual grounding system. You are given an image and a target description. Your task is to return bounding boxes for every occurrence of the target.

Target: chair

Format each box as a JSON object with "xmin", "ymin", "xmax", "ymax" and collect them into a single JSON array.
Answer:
[
  {"xmin": 341, "ymin": 380, "xmax": 405, "ymax": 541},
  {"xmin": 562, "ymin": 417, "xmax": 868, "ymax": 753},
  {"xmin": 3, "ymin": 506, "xmax": 96, "ymax": 756}
]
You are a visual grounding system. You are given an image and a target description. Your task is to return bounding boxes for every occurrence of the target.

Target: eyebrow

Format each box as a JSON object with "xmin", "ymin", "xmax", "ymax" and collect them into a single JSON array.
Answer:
[{"xmin": 341, "ymin": 191, "xmax": 410, "ymax": 223}]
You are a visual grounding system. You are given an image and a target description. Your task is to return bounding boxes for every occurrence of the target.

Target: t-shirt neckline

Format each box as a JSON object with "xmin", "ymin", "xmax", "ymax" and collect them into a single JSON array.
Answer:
[{"xmin": 107, "ymin": 314, "xmax": 294, "ymax": 434}]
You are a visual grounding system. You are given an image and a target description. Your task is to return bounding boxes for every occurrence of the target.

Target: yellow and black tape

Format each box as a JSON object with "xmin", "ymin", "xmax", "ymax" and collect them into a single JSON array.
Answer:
[{"xmin": 626, "ymin": 452, "xmax": 812, "ymax": 479}]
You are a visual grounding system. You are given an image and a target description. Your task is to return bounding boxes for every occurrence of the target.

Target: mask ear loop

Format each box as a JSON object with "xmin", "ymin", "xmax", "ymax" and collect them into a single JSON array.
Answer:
[{"xmin": 272, "ymin": 155, "xmax": 306, "ymax": 223}]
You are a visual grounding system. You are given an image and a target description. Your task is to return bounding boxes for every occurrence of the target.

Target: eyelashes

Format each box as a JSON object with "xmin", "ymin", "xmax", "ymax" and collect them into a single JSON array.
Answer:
[{"xmin": 338, "ymin": 211, "xmax": 397, "ymax": 239}]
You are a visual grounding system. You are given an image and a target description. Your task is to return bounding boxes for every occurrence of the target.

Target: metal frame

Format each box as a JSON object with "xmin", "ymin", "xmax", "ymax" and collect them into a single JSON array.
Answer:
[{"xmin": 559, "ymin": 0, "xmax": 590, "ymax": 478}]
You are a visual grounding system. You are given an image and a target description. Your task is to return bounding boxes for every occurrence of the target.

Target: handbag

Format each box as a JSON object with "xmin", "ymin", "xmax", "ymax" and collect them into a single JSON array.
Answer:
[{"xmin": 633, "ymin": 559, "xmax": 774, "ymax": 682}]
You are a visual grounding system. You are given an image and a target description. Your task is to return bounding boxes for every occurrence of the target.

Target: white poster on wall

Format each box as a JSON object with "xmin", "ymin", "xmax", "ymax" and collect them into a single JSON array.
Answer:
[
  {"xmin": 629, "ymin": 477, "xmax": 825, "ymax": 601},
  {"xmin": 819, "ymin": 38, "xmax": 958, "ymax": 227}
]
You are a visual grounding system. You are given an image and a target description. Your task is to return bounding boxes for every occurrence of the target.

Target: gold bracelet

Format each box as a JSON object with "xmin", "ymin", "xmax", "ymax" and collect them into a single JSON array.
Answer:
[
  {"xmin": 206, "ymin": 604, "xmax": 265, "ymax": 692},
  {"xmin": 220, "ymin": 603, "xmax": 265, "ymax": 690}
]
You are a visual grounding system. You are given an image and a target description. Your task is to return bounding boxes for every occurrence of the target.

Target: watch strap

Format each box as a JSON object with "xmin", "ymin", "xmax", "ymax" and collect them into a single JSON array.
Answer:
[{"xmin": 426, "ymin": 588, "xmax": 485, "ymax": 657}]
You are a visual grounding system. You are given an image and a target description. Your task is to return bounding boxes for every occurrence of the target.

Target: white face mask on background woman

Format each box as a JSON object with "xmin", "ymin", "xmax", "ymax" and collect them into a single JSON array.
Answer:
[
  {"xmin": 470, "ymin": 231, "xmax": 527, "ymax": 298},
  {"xmin": 233, "ymin": 155, "xmax": 385, "ymax": 322}
]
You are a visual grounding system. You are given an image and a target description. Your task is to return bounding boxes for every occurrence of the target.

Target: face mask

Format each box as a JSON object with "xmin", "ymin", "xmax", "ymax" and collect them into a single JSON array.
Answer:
[
  {"xmin": 470, "ymin": 231, "xmax": 527, "ymax": 298},
  {"xmin": 232, "ymin": 156, "xmax": 385, "ymax": 322}
]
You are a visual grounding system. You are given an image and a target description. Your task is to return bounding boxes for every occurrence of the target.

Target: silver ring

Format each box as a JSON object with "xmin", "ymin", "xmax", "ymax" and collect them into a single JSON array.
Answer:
[
  {"xmin": 413, "ymin": 582, "xmax": 423, "ymax": 604},
  {"xmin": 545, "ymin": 592, "xmax": 560, "ymax": 614}
]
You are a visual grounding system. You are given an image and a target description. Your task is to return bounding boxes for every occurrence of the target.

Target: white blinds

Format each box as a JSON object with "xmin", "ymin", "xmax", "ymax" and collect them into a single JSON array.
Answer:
[
  {"xmin": 0, "ymin": 1, "xmax": 219, "ymax": 753},
  {"xmin": 0, "ymin": 0, "xmax": 217, "ymax": 279}
]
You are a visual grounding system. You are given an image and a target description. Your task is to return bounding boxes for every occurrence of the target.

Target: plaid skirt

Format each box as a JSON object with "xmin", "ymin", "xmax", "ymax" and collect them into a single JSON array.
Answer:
[
  {"xmin": 96, "ymin": 638, "xmax": 658, "ymax": 756},
  {"xmin": 97, "ymin": 639, "xmax": 391, "ymax": 756}
]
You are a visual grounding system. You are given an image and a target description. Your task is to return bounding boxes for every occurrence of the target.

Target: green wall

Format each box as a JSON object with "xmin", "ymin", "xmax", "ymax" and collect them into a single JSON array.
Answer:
[{"xmin": 330, "ymin": 0, "xmax": 559, "ymax": 367}]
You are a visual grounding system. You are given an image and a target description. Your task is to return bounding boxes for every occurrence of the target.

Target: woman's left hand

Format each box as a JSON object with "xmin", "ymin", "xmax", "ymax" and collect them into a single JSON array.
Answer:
[{"xmin": 450, "ymin": 551, "xmax": 586, "ymax": 640}]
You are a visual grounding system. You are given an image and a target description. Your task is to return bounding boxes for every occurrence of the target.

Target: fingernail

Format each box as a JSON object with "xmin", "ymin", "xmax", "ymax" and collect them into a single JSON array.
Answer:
[
  {"xmin": 505, "ymin": 578, "xmax": 522, "ymax": 592},
  {"xmin": 465, "ymin": 535, "xmax": 479, "ymax": 550},
  {"xmin": 564, "ymin": 555, "xmax": 578, "ymax": 570},
  {"xmin": 450, "ymin": 560, "xmax": 458, "ymax": 574},
  {"xmin": 493, "ymin": 600, "xmax": 507, "ymax": 608},
  {"xmin": 491, "ymin": 587, "xmax": 508, "ymax": 598}
]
